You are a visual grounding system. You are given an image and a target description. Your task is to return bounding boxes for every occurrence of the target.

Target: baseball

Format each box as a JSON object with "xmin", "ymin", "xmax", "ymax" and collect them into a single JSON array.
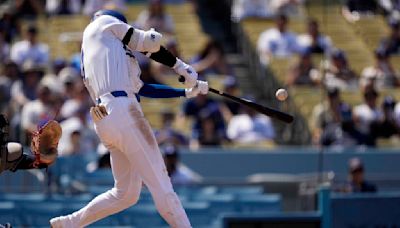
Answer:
[{"xmin": 275, "ymin": 88, "xmax": 288, "ymax": 101}]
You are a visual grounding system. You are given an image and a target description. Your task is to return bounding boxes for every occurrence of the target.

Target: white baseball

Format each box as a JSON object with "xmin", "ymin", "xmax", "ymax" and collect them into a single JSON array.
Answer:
[{"xmin": 275, "ymin": 88, "xmax": 288, "ymax": 101}]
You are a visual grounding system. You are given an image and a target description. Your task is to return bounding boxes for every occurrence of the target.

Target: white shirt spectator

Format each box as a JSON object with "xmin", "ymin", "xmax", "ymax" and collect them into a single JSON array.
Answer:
[
  {"xmin": 353, "ymin": 104, "xmax": 383, "ymax": 134},
  {"xmin": 227, "ymin": 114, "xmax": 275, "ymax": 143},
  {"xmin": 10, "ymin": 40, "xmax": 49, "ymax": 66},
  {"xmin": 395, "ymin": 102, "xmax": 400, "ymax": 126},
  {"xmin": 59, "ymin": 116, "xmax": 98, "ymax": 156},
  {"xmin": 83, "ymin": 0, "xmax": 126, "ymax": 16},
  {"xmin": 21, "ymin": 100, "xmax": 52, "ymax": 132},
  {"xmin": 257, "ymin": 28, "xmax": 298, "ymax": 65},
  {"xmin": 232, "ymin": 0, "xmax": 275, "ymax": 21},
  {"xmin": 46, "ymin": 0, "xmax": 81, "ymax": 15}
]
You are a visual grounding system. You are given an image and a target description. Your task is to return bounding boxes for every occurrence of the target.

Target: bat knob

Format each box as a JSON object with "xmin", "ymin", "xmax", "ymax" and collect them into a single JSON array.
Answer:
[{"xmin": 178, "ymin": 76, "xmax": 185, "ymax": 83}]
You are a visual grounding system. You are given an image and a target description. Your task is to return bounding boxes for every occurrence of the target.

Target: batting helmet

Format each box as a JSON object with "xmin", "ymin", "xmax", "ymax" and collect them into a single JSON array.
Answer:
[{"xmin": 92, "ymin": 9, "xmax": 127, "ymax": 23}]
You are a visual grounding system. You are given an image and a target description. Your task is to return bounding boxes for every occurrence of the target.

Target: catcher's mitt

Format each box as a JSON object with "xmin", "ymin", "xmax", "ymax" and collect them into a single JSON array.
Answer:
[{"xmin": 31, "ymin": 120, "xmax": 62, "ymax": 167}]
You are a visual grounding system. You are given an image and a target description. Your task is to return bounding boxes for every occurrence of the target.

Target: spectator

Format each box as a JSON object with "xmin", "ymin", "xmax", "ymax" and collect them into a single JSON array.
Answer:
[
  {"xmin": 15, "ymin": 0, "xmax": 44, "ymax": 18},
  {"xmin": 83, "ymin": 0, "xmax": 126, "ymax": 16},
  {"xmin": 297, "ymin": 18, "xmax": 333, "ymax": 55},
  {"xmin": 46, "ymin": 0, "xmax": 82, "ymax": 15},
  {"xmin": 227, "ymin": 99, "xmax": 275, "ymax": 144},
  {"xmin": 257, "ymin": 14, "xmax": 299, "ymax": 65},
  {"xmin": 353, "ymin": 87, "xmax": 384, "ymax": 145},
  {"xmin": 58, "ymin": 66, "xmax": 81, "ymax": 99},
  {"xmin": 10, "ymin": 60, "xmax": 44, "ymax": 110},
  {"xmin": 161, "ymin": 144, "xmax": 202, "ymax": 185},
  {"xmin": 20, "ymin": 85, "xmax": 55, "ymax": 141},
  {"xmin": 231, "ymin": 0, "xmax": 274, "ymax": 21},
  {"xmin": 371, "ymin": 96, "xmax": 400, "ymax": 140},
  {"xmin": 0, "ymin": 26, "xmax": 10, "ymax": 63},
  {"xmin": 342, "ymin": 0, "xmax": 378, "ymax": 22},
  {"xmin": 40, "ymin": 58, "xmax": 67, "ymax": 94},
  {"xmin": 190, "ymin": 39, "xmax": 233, "ymax": 79},
  {"xmin": 379, "ymin": 0, "xmax": 400, "ymax": 19},
  {"xmin": 379, "ymin": 20, "xmax": 400, "ymax": 55},
  {"xmin": 324, "ymin": 49, "xmax": 358, "ymax": 90},
  {"xmin": 10, "ymin": 25, "xmax": 49, "ymax": 66},
  {"xmin": 344, "ymin": 157, "xmax": 377, "ymax": 193},
  {"xmin": 286, "ymin": 51, "xmax": 320, "ymax": 86},
  {"xmin": 220, "ymin": 76, "xmax": 241, "ymax": 122},
  {"xmin": 311, "ymin": 88, "xmax": 358, "ymax": 146},
  {"xmin": 59, "ymin": 106, "xmax": 98, "ymax": 156},
  {"xmin": 60, "ymin": 83, "xmax": 89, "ymax": 120},
  {"xmin": 135, "ymin": 0, "xmax": 175, "ymax": 35},
  {"xmin": 361, "ymin": 49, "xmax": 399, "ymax": 89},
  {"xmin": 193, "ymin": 111, "xmax": 226, "ymax": 148},
  {"xmin": 154, "ymin": 109, "xmax": 188, "ymax": 146},
  {"xmin": 0, "ymin": 5, "xmax": 20, "ymax": 43},
  {"xmin": 0, "ymin": 61, "xmax": 19, "ymax": 113},
  {"xmin": 180, "ymin": 94, "xmax": 225, "ymax": 148}
]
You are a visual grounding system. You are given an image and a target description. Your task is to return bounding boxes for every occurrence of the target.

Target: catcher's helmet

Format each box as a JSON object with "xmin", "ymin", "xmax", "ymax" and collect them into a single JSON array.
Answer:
[{"xmin": 93, "ymin": 9, "xmax": 127, "ymax": 23}]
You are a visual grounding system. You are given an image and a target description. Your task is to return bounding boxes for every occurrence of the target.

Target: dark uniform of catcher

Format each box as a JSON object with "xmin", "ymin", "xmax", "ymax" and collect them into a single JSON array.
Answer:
[{"xmin": 0, "ymin": 114, "xmax": 61, "ymax": 174}]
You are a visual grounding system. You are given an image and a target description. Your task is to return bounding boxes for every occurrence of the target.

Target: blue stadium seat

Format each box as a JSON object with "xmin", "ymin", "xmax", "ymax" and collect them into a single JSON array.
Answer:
[
  {"xmin": 0, "ymin": 202, "xmax": 24, "ymax": 227},
  {"xmin": 0, "ymin": 193, "xmax": 46, "ymax": 202},
  {"xmin": 192, "ymin": 193, "xmax": 236, "ymax": 216},
  {"xmin": 119, "ymin": 204, "xmax": 163, "ymax": 227},
  {"xmin": 235, "ymin": 194, "xmax": 282, "ymax": 213},
  {"xmin": 218, "ymin": 186, "xmax": 264, "ymax": 197},
  {"xmin": 21, "ymin": 202, "xmax": 64, "ymax": 226},
  {"xmin": 182, "ymin": 202, "xmax": 211, "ymax": 226}
]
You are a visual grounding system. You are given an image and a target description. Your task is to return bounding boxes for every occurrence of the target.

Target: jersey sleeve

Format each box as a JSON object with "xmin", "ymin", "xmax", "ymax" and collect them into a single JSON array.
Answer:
[{"xmin": 101, "ymin": 16, "xmax": 133, "ymax": 41}]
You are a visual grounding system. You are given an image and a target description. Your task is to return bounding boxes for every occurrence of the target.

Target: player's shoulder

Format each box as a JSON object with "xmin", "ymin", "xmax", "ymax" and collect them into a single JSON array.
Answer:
[{"xmin": 84, "ymin": 15, "xmax": 123, "ymax": 33}]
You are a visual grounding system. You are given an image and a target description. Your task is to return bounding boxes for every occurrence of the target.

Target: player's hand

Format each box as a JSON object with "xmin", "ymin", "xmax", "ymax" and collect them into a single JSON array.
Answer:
[
  {"xmin": 185, "ymin": 80, "xmax": 209, "ymax": 98},
  {"xmin": 173, "ymin": 58, "xmax": 198, "ymax": 88}
]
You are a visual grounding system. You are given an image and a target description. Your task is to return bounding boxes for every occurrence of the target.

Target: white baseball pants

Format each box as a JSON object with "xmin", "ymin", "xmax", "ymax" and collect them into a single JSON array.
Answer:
[{"xmin": 54, "ymin": 97, "xmax": 191, "ymax": 228}]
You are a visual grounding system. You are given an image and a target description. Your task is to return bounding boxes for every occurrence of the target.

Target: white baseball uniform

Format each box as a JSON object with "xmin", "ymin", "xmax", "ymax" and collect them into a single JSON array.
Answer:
[{"xmin": 51, "ymin": 15, "xmax": 191, "ymax": 228}]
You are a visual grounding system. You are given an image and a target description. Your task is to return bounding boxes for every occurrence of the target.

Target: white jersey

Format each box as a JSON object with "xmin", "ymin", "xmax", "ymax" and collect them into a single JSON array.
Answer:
[{"xmin": 81, "ymin": 15, "xmax": 143, "ymax": 100}]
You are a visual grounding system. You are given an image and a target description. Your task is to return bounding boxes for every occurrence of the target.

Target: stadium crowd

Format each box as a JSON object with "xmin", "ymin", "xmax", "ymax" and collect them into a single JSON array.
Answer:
[
  {"xmin": 0, "ymin": 0, "xmax": 277, "ymax": 175},
  {"xmin": 0, "ymin": 0, "xmax": 399, "ymax": 169},
  {"xmin": 245, "ymin": 1, "xmax": 400, "ymax": 147}
]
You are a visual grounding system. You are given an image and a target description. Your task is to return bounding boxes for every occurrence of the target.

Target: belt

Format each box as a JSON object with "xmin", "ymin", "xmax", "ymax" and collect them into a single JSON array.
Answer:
[{"xmin": 97, "ymin": 91, "xmax": 140, "ymax": 104}]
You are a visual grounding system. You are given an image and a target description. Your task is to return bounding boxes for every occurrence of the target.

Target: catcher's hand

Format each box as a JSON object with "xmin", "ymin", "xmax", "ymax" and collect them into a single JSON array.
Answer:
[{"xmin": 31, "ymin": 120, "xmax": 62, "ymax": 167}]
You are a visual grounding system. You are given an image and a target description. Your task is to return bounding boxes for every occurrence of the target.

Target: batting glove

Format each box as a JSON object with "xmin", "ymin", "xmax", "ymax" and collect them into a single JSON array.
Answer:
[
  {"xmin": 185, "ymin": 80, "xmax": 209, "ymax": 98},
  {"xmin": 173, "ymin": 58, "xmax": 198, "ymax": 88}
]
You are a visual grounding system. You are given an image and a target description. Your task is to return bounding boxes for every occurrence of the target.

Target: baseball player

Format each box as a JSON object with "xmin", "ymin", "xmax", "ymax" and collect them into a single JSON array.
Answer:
[
  {"xmin": 50, "ymin": 10, "xmax": 208, "ymax": 228},
  {"xmin": 0, "ymin": 114, "xmax": 61, "ymax": 174}
]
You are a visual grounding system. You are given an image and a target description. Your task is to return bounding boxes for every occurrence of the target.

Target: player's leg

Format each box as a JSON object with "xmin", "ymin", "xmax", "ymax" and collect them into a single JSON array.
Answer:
[
  {"xmin": 119, "ymin": 115, "xmax": 191, "ymax": 228},
  {"xmin": 50, "ymin": 144, "xmax": 142, "ymax": 228}
]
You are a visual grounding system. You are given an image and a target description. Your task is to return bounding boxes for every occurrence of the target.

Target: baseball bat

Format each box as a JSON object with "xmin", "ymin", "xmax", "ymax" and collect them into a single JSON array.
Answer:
[{"xmin": 179, "ymin": 76, "xmax": 294, "ymax": 124}]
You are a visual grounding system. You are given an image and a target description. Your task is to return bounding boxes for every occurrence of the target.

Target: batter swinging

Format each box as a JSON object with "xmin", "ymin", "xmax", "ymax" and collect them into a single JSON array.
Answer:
[{"xmin": 50, "ymin": 10, "xmax": 208, "ymax": 228}]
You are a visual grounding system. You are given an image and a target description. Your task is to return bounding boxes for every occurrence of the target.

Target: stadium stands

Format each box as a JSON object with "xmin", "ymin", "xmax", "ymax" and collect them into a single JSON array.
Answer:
[{"xmin": 2, "ymin": 0, "xmax": 400, "ymax": 227}]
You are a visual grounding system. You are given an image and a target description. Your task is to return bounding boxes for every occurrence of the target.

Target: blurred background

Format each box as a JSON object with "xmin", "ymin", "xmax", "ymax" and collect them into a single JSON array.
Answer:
[{"xmin": 1, "ymin": 0, "xmax": 400, "ymax": 227}]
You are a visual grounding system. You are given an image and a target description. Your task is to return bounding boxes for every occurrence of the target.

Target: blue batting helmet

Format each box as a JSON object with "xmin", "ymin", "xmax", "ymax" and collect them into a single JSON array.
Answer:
[{"xmin": 92, "ymin": 9, "xmax": 127, "ymax": 23}]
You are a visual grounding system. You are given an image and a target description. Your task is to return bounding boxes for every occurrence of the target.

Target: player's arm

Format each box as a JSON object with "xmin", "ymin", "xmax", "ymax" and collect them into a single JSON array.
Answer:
[
  {"xmin": 142, "ymin": 46, "xmax": 199, "ymax": 89},
  {"xmin": 105, "ymin": 19, "xmax": 199, "ymax": 88},
  {"xmin": 138, "ymin": 82, "xmax": 208, "ymax": 99}
]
